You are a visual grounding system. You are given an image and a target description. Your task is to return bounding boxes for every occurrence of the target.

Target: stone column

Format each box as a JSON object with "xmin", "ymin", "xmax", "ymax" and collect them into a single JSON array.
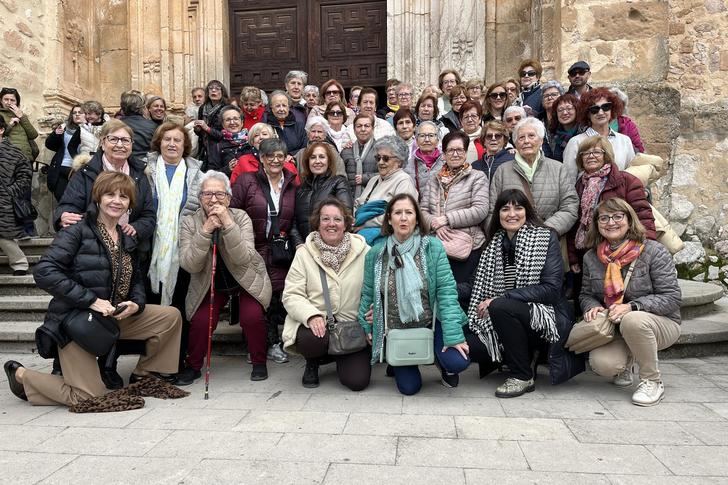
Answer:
[{"xmin": 195, "ymin": 0, "xmax": 230, "ymax": 90}]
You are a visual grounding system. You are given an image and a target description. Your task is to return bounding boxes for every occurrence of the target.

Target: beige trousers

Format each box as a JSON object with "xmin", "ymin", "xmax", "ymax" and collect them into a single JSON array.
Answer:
[
  {"xmin": 589, "ymin": 311, "xmax": 680, "ymax": 381},
  {"xmin": 0, "ymin": 238, "xmax": 28, "ymax": 271},
  {"xmin": 22, "ymin": 304, "xmax": 182, "ymax": 406}
]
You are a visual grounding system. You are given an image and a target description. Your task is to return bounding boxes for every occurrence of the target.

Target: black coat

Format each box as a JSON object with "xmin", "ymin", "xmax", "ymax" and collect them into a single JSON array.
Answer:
[
  {"xmin": 53, "ymin": 151, "xmax": 156, "ymax": 257},
  {"xmin": 290, "ymin": 174, "xmax": 353, "ymax": 246},
  {"xmin": 122, "ymin": 114, "xmax": 158, "ymax": 161},
  {"xmin": 262, "ymin": 110, "xmax": 307, "ymax": 154},
  {"xmin": 472, "ymin": 148, "xmax": 515, "ymax": 184},
  {"xmin": 45, "ymin": 129, "xmax": 81, "ymax": 192},
  {"xmin": 0, "ymin": 138, "xmax": 32, "ymax": 239},
  {"xmin": 207, "ymin": 139, "xmax": 254, "ymax": 177},
  {"xmin": 33, "ymin": 209, "xmax": 146, "ymax": 358},
  {"xmin": 439, "ymin": 110, "xmax": 461, "ymax": 133}
]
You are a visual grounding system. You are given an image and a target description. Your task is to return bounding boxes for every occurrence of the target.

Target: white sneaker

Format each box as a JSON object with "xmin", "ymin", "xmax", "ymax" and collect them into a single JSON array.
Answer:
[
  {"xmin": 267, "ymin": 344, "xmax": 289, "ymax": 363},
  {"xmin": 613, "ymin": 368, "xmax": 634, "ymax": 387},
  {"xmin": 632, "ymin": 379, "xmax": 664, "ymax": 406}
]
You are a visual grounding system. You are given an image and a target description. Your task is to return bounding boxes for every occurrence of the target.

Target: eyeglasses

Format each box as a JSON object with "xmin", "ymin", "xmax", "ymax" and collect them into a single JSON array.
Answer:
[
  {"xmin": 557, "ymin": 105, "xmax": 575, "ymax": 114},
  {"xmin": 505, "ymin": 116, "xmax": 522, "ymax": 123},
  {"xmin": 200, "ymin": 191, "xmax": 229, "ymax": 200},
  {"xmin": 264, "ymin": 154, "xmax": 286, "ymax": 161},
  {"xmin": 484, "ymin": 133, "xmax": 505, "ymax": 141},
  {"xmin": 461, "ymin": 113, "xmax": 480, "ymax": 121},
  {"xmin": 320, "ymin": 216, "xmax": 344, "ymax": 224},
  {"xmin": 569, "ymin": 69, "xmax": 589, "ymax": 76},
  {"xmin": 597, "ymin": 213, "xmax": 626, "ymax": 225},
  {"xmin": 452, "ymin": 95, "xmax": 467, "ymax": 101},
  {"xmin": 325, "ymin": 90, "xmax": 340, "ymax": 96},
  {"xmin": 106, "ymin": 136, "xmax": 132, "ymax": 146},
  {"xmin": 581, "ymin": 150, "xmax": 605, "ymax": 158},
  {"xmin": 416, "ymin": 132, "xmax": 437, "ymax": 139},
  {"xmin": 391, "ymin": 246, "xmax": 404, "ymax": 269},
  {"xmin": 327, "ymin": 110, "xmax": 343, "ymax": 117},
  {"xmin": 208, "ymin": 86, "xmax": 222, "ymax": 92},
  {"xmin": 588, "ymin": 103, "xmax": 613, "ymax": 114},
  {"xmin": 488, "ymin": 92, "xmax": 507, "ymax": 100},
  {"xmin": 520, "ymin": 70, "xmax": 537, "ymax": 77},
  {"xmin": 445, "ymin": 148, "xmax": 465, "ymax": 156},
  {"xmin": 397, "ymin": 92, "xmax": 412, "ymax": 98},
  {"xmin": 505, "ymin": 86, "xmax": 518, "ymax": 93},
  {"xmin": 543, "ymin": 92, "xmax": 560, "ymax": 99},
  {"xmin": 223, "ymin": 117, "xmax": 242, "ymax": 123},
  {"xmin": 375, "ymin": 154, "xmax": 399, "ymax": 163}
]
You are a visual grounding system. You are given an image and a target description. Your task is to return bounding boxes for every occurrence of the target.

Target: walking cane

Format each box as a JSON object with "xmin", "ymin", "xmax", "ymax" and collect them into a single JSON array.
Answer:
[{"xmin": 204, "ymin": 229, "xmax": 220, "ymax": 400}]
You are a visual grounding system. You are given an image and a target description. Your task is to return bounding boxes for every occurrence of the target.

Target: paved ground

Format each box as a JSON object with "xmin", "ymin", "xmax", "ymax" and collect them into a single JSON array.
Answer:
[{"xmin": 1, "ymin": 352, "xmax": 728, "ymax": 484}]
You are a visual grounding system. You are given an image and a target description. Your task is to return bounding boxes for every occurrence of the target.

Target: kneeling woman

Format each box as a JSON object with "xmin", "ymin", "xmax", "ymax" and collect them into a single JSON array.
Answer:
[
  {"xmin": 580, "ymin": 198, "xmax": 681, "ymax": 406},
  {"xmin": 4, "ymin": 172, "xmax": 182, "ymax": 406},
  {"xmin": 467, "ymin": 189, "xmax": 583, "ymax": 398},
  {"xmin": 282, "ymin": 198, "xmax": 371, "ymax": 390},
  {"xmin": 359, "ymin": 193, "xmax": 470, "ymax": 395}
]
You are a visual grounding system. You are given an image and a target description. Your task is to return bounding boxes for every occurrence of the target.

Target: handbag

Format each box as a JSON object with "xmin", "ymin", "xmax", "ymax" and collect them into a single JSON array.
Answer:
[
  {"xmin": 440, "ymin": 229, "xmax": 473, "ymax": 261},
  {"xmin": 318, "ymin": 266, "xmax": 367, "ymax": 355},
  {"xmin": 262, "ymin": 182, "xmax": 294, "ymax": 267},
  {"xmin": 61, "ymin": 240, "xmax": 123, "ymax": 356},
  {"xmin": 565, "ymin": 260, "xmax": 637, "ymax": 354},
  {"xmin": 0, "ymin": 175, "xmax": 38, "ymax": 224}
]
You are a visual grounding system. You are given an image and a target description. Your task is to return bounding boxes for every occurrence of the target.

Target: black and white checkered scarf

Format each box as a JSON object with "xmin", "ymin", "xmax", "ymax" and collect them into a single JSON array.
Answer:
[{"xmin": 466, "ymin": 225, "xmax": 559, "ymax": 362}]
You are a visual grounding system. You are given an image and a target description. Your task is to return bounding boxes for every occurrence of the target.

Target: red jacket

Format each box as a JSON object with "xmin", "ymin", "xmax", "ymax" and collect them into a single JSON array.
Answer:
[
  {"xmin": 242, "ymin": 106, "xmax": 265, "ymax": 131},
  {"xmin": 229, "ymin": 153, "xmax": 299, "ymax": 185},
  {"xmin": 617, "ymin": 115, "xmax": 644, "ymax": 153}
]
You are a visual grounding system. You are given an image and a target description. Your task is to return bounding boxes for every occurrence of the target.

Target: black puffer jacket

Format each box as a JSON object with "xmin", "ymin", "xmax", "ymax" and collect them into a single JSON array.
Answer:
[
  {"xmin": 290, "ymin": 174, "xmax": 353, "ymax": 246},
  {"xmin": 122, "ymin": 114, "xmax": 158, "ymax": 161},
  {"xmin": 33, "ymin": 208, "xmax": 146, "ymax": 358},
  {"xmin": 53, "ymin": 151, "xmax": 156, "ymax": 257},
  {"xmin": 45, "ymin": 128, "xmax": 81, "ymax": 193},
  {"xmin": 0, "ymin": 138, "xmax": 32, "ymax": 239},
  {"xmin": 207, "ymin": 139, "xmax": 254, "ymax": 177}
]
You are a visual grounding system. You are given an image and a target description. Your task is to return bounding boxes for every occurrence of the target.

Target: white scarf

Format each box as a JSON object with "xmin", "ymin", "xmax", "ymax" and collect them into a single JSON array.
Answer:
[
  {"xmin": 149, "ymin": 155, "xmax": 186, "ymax": 305},
  {"xmin": 465, "ymin": 126, "xmax": 482, "ymax": 164}
]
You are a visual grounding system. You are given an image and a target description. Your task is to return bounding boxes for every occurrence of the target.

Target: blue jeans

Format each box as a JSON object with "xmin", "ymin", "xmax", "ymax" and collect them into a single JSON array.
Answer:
[{"xmin": 392, "ymin": 320, "xmax": 470, "ymax": 395}]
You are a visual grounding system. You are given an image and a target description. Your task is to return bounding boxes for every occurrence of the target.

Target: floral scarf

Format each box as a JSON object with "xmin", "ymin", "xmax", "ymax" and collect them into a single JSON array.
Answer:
[
  {"xmin": 575, "ymin": 163, "xmax": 611, "ymax": 250},
  {"xmin": 312, "ymin": 232, "xmax": 351, "ymax": 273},
  {"xmin": 438, "ymin": 163, "xmax": 470, "ymax": 200},
  {"xmin": 597, "ymin": 239, "xmax": 644, "ymax": 307},
  {"xmin": 222, "ymin": 129, "xmax": 248, "ymax": 145}
]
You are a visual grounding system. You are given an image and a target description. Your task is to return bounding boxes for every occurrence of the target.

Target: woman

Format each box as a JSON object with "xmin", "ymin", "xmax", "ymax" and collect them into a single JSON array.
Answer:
[
  {"xmin": 4, "ymin": 172, "xmax": 182, "ymax": 406},
  {"xmin": 465, "ymin": 79, "xmax": 484, "ymax": 104},
  {"xmin": 178, "ymin": 171, "xmax": 272, "ymax": 383},
  {"xmin": 439, "ymin": 85, "xmax": 467, "ymax": 133},
  {"xmin": 539, "ymin": 81, "xmax": 564, "ymax": 126},
  {"xmin": 405, "ymin": 121, "xmax": 445, "ymax": 194},
  {"xmin": 308, "ymin": 79, "xmax": 355, "ymax": 123},
  {"xmin": 473, "ymin": 121, "xmax": 515, "ymax": 183},
  {"xmin": 380, "ymin": 79, "xmax": 400, "ymax": 120},
  {"xmin": 482, "ymin": 82, "xmax": 508, "ymax": 122},
  {"xmin": 415, "ymin": 94, "xmax": 449, "ymax": 140},
  {"xmin": 282, "ymin": 199, "xmax": 371, "ymax": 389},
  {"xmin": 420, "ymin": 132, "xmax": 488, "ymax": 299},
  {"xmin": 240, "ymin": 86, "xmax": 265, "ymax": 130},
  {"xmin": 229, "ymin": 122, "xmax": 298, "ymax": 184},
  {"xmin": 232, "ymin": 138, "xmax": 298, "ymax": 365},
  {"xmin": 342, "ymin": 113, "xmax": 377, "ymax": 197},
  {"xmin": 580, "ymin": 198, "xmax": 681, "ymax": 406},
  {"xmin": 543, "ymin": 93, "xmax": 579, "ymax": 162},
  {"xmin": 459, "ymin": 100, "xmax": 485, "ymax": 163},
  {"xmin": 146, "ymin": 96, "xmax": 167, "ymax": 125},
  {"xmin": 504, "ymin": 78, "xmax": 521, "ymax": 106},
  {"xmin": 563, "ymin": 87, "xmax": 635, "ymax": 182},
  {"xmin": 358, "ymin": 193, "xmax": 470, "ymax": 395},
  {"xmin": 118, "ymin": 91, "xmax": 158, "ymax": 161},
  {"xmin": 353, "ymin": 136, "xmax": 418, "ymax": 244},
  {"xmin": 78, "ymin": 100, "xmax": 108, "ymax": 155},
  {"xmin": 393, "ymin": 108, "xmax": 416, "ymax": 150},
  {"xmin": 284, "ymin": 70, "xmax": 307, "ymax": 107},
  {"xmin": 437, "ymin": 69, "xmax": 461, "ymax": 114},
  {"xmin": 467, "ymin": 189, "xmax": 583, "ymax": 397},
  {"xmin": 568, "ymin": 136, "xmax": 655, "ymax": 273},
  {"xmin": 348, "ymin": 86, "xmax": 362, "ymax": 114},
  {"xmin": 46, "ymin": 104, "xmax": 85, "ymax": 202},
  {"xmin": 194, "ymin": 80, "xmax": 229, "ymax": 164},
  {"xmin": 303, "ymin": 85, "xmax": 319, "ymax": 112},
  {"xmin": 609, "ymin": 87, "xmax": 645, "ymax": 153},
  {"xmin": 517, "ymin": 59, "xmax": 544, "ymax": 117},
  {"xmin": 263, "ymin": 90, "xmax": 307, "ymax": 155},
  {"xmin": 324, "ymin": 100, "xmax": 352, "ymax": 152},
  {"xmin": 291, "ymin": 142, "xmax": 353, "ymax": 245},
  {"xmin": 0, "ymin": 87, "xmax": 39, "ymax": 161},
  {"xmin": 207, "ymin": 105, "xmax": 251, "ymax": 177}
]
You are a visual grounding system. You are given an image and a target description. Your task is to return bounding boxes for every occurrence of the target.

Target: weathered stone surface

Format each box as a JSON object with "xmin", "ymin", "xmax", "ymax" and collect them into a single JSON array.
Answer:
[
  {"xmin": 693, "ymin": 216, "xmax": 716, "ymax": 238},
  {"xmin": 670, "ymin": 194, "xmax": 695, "ymax": 221},
  {"xmin": 715, "ymin": 241, "xmax": 728, "ymax": 259},
  {"xmin": 587, "ymin": 2, "xmax": 669, "ymax": 42},
  {"xmin": 674, "ymin": 242, "xmax": 707, "ymax": 265}
]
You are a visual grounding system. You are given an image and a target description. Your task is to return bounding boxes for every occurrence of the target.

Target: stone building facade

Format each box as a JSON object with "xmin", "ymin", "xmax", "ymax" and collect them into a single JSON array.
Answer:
[{"xmin": 1, "ymin": 0, "xmax": 726, "ymax": 283}]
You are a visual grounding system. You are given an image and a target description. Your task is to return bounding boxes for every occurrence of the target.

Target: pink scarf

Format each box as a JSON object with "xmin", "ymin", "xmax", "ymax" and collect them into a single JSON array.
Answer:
[
  {"xmin": 414, "ymin": 148, "xmax": 441, "ymax": 169},
  {"xmin": 575, "ymin": 163, "xmax": 611, "ymax": 250},
  {"xmin": 102, "ymin": 155, "xmax": 131, "ymax": 225}
]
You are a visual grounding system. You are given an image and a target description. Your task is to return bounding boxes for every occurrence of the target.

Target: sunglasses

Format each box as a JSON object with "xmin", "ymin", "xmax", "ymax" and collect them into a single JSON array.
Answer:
[
  {"xmin": 325, "ymin": 90, "xmax": 341, "ymax": 96},
  {"xmin": 327, "ymin": 111, "xmax": 343, "ymax": 117},
  {"xmin": 488, "ymin": 92, "xmax": 507, "ymax": 100},
  {"xmin": 484, "ymin": 133, "xmax": 504, "ymax": 141},
  {"xmin": 391, "ymin": 246, "xmax": 404, "ymax": 269},
  {"xmin": 569, "ymin": 69, "xmax": 589, "ymax": 76},
  {"xmin": 520, "ymin": 70, "xmax": 537, "ymax": 77},
  {"xmin": 505, "ymin": 116, "xmax": 522, "ymax": 123},
  {"xmin": 1, "ymin": 87, "xmax": 18, "ymax": 93},
  {"xmin": 375, "ymin": 154, "xmax": 398, "ymax": 163},
  {"xmin": 588, "ymin": 103, "xmax": 612, "ymax": 114}
]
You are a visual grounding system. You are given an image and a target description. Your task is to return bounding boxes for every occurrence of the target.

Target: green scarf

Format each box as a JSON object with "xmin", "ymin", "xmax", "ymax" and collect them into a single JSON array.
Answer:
[{"xmin": 386, "ymin": 232, "xmax": 424, "ymax": 323}]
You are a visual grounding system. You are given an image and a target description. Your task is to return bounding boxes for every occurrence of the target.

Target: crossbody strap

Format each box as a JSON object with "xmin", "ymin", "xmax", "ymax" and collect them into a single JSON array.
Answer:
[
  {"xmin": 261, "ymin": 182, "xmax": 281, "ymax": 236},
  {"xmin": 362, "ymin": 178, "xmax": 381, "ymax": 204},
  {"xmin": 623, "ymin": 259, "xmax": 637, "ymax": 290},
  {"xmin": 318, "ymin": 266, "xmax": 335, "ymax": 325}
]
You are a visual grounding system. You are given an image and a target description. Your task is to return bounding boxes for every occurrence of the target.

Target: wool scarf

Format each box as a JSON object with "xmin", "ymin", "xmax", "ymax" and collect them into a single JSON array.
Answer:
[
  {"xmin": 222, "ymin": 129, "xmax": 248, "ymax": 144},
  {"xmin": 312, "ymin": 231, "xmax": 351, "ymax": 273},
  {"xmin": 466, "ymin": 225, "xmax": 559, "ymax": 361},
  {"xmin": 597, "ymin": 239, "xmax": 644, "ymax": 307},
  {"xmin": 414, "ymin": 148, "xmax": 441, "ymax": 169},
  {"xmin": 386, "ymin": 232, "xmax": 424, "ymax": 324},
  {"xmin": 465, "ymin": 127, "xmax": 482, "ymax": 163},
  {"xmin": 575, "ymin": 163, "xmax": 611, "ymax": 250},
  {"xmin": 148, "ymin": 155, "xmax": 186, "ymax": 305},
  {"xmin": 438, "ymin": 163, "xmax": 470, "ymax": 201}
]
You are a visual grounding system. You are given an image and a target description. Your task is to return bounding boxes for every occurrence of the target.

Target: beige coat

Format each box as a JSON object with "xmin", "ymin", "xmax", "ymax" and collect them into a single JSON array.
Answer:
[
  {"xmin": 281, "ymin": 233, "xmax": 369, "ymax": 354},
  {"xmin": 354, "ymin": 168, "xmax": 418, "ymax": 228},
  {"xmin": 180, "ymin": 208, "xmax": 272, "ymax": 319}
]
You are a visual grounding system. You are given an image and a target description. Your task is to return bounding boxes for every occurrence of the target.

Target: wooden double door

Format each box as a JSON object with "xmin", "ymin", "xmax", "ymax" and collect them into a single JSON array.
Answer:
[{"xmin": 229, "ymin": 0, "xmax": 387, "ymax": 95}]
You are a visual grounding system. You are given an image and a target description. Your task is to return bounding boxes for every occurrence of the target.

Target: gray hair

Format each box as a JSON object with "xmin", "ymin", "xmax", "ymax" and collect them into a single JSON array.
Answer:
[
  {"xmin": 513, "ymin": 117, "xmax": 546, "ymax": 140},
  {"xmin": 396, "ymin": 82, "xmax": 413, "ymax": 94},
  {"xmin": 541, "ymin": 80, "xmax": 565, "ymax": 95},
  {"xmin": 305, "ymin": 115, "xmax": 327, "ymax": 132},
  {"xmin": 504, "ymin": 105, "xmax": 527, "ymax": 119},
  {"xmin": 610, "ymin": 87, "xmax": 629, "ymax": 113},
  {"xmin": 415, "ymin": 121, "xmax": 440, "ymax": 137},
  {"xmin": 285, "ymin": 70, "xmax": 308, "ymax": 85},
  {"xmin": 260, "ymin": 89, "xmax": 269, "ymax": 107},
  {"xmin": 269, "ymin": 89, "xmax": 291, "ymax": 107},
  {"xmin": 303, "ymin": 85, "xmax": 319, "ymax": 96},
  {"xmin": 259, "ymin": 138, "xmax": 288, "ymax": 156},
  {"xmin": 199, "ymin": 170, "xmax": 232, "ymax": 195},
  {"xmin": 373, "ymin": 135, "xmax": 410, "ymax": 169}
]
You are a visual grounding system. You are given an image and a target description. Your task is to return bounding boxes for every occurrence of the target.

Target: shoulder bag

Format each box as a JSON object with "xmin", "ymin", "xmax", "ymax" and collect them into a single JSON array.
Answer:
[
  {"xmin": 0, "ymin": 176, "xmax": 37, "ymax": 224},
  {"xmin": 565, "ymin": 260, "xmax": 637, "ymax": 354},
  {"xmin": 262, "ymin": 182, "xmax": 294, "ymax": 267},
  {"xmin": 319, "ymin": 266, "xmax": 367, "ymax": 355}
]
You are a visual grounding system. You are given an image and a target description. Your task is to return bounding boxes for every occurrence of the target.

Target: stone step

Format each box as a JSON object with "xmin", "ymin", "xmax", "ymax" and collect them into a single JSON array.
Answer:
[
  {"xmin": 660, "ymin": 297, "xmax": 728, "ymax": 358},
  {"xmin": 16, "ymin": 237, "xmax": 54, "ymax": 256},
  {"xmin": 0, "ymin": 274, "xmax": 47, "ymax": 296},
  {"xmin": 679, "ymin": 280, "xmax": 725, "ymax": 319},
  {"xmin": 0, "ymin": 255, "xmax": 42, "ymax": 273}
]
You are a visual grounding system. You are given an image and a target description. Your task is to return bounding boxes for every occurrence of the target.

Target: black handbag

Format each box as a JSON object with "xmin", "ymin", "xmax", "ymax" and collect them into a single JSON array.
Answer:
[
  {"xmin": 319, "ymin": 266, "xmax": 367, "ymax": 355},
  {"xmin": 61, "ymin": 239, "xmax": 123, "ymax": 356},
  {"xmin": 0, "ymin": 175, "xmax": 38, "ymax": 224},
  {"xmin": 263, "ymin": 182, "xmax": 294, "ymax": 267}
]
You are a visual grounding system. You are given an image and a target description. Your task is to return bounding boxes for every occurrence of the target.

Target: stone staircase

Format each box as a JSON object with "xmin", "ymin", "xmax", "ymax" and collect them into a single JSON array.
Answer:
[{"xmin": 0, "ymin": 238, "xmax": 726, "ymax": 357}]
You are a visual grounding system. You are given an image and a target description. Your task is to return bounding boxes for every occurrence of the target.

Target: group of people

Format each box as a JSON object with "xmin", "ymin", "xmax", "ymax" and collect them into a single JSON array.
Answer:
[{"xmin": 3, "ymin": 59, "xmax": 682, "ymax": 411}]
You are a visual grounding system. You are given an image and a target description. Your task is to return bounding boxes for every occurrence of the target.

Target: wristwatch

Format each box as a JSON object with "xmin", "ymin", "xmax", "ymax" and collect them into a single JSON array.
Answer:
[{"xmin": 629, "ymin": 301, "xmax": 641, "ymax": 312}]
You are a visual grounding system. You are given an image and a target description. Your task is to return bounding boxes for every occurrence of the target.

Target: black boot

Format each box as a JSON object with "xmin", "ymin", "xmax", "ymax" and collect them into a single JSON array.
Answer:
[
  {"xmin": 51, "ymin": 357, "xmax": 63, "ymax": 376},
  {"xmin": 302, "ymin": 359, "xmax": 320, "ymax": 388},
  {"xmin": 98, "ymin": 352, "xmax": 123, "ymax": 390}
]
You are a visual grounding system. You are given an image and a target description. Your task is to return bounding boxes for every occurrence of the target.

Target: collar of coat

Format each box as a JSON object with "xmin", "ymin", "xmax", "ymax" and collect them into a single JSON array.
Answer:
[{"xmin": 72, "ymin": 150, "xmax": 147, "ymax": 176}]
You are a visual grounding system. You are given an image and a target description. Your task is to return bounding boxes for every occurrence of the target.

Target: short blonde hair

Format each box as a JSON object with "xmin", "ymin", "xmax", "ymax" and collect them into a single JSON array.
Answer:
[
  {"xmin": 576, "ymin": 136, "xmax": 615, "ymax": 172},
  {"xmin": 99, "ymin": 119, "xmax": 133, "ymax": 141}
]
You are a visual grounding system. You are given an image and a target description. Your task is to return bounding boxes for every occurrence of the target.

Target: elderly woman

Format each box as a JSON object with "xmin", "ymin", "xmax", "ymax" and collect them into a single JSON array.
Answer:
[
  {"xmin": 353, "ymin": 136, "xmax": 418, "ymax": 244},
  {"xmin": 503, "ymin": 106, "xmax": 526, "ymax": 137},
  {"xmin": 415, "ymin": 94, "xmax": 449, "ymax": 140},
  {"xmin": 439, "ymin": 85, "xmax": 468, "ymax": 133},
  {"xmin": 563, "ymin": 87, "xmax": 636, "ymax": 182},
  {"xmin": 581, "ymin": 198, "xmax": 681, "ymax": 406},
  {"xmin": 118, "ymin": 91, "xmax": 158, "ymax": 161},
  {"xmin": 567, "ymin": 136, "xmax": 655, "ymax": 273},
  {"xmin": 294, "ymin": 116, "xmax": 346, "ymax": 176},
  {"xmin": 359, "ymin": 194, "xmax": 470, "ymax": 394},
  {"xmin": 473, "ymin": 121, "xmax": 515, "ymax": 183},
  {"xmin": 207, "ymin": 105, "xmax": 251, "ymax": 177},
  {"xmin": 78, "ymin": 100, "xmax": 109, "ymax": 155},
  {"xmin": 146, "ymin": 96, "xmax": 167, "ymax": 125},
  {"xmin": 324, "ymin": 100, "xmax": 352, "ymax": 152},
  {"xmin": 178, "ymin": 171, "xmax": 271, "ymax": 383},
  {"xmin": 0, "ymin": 87, "xmax": 39, "ymax": 161},
  {"xmin": 380, "ymin": 79, "xmax": 400, "ymax": 120},
  {"xmin": 263, "ymin": 90, "xmax": 307, "ymax": 154},
  {"xmin": 517, "ymin": 59, "xmax": 544, "ymax": 117},
  {"xmin": 482, "ymin": 82, "xmax": 508, "ymax": 122},
  {"xmin": 349, "ymin": 88, "xmax": 396, "ymax": 140},
  {"xmin": 291, "ymin": 142, "xmax": 353, "ymax": 246},
  {"xmin": 284, "ymin": 70, "xmax": 308, "ymax": 107},
  {"xmin": 539, "ymin": 81, "xmax": 564, "ymax": 126},
  {"xmin": 282, "ymin": 199, "xmax": 371, "ymax": 389},
  {"xmin": 465, "ymin": 79, "xmax": 484, "ymax": 104},
  {"xmin": 193, "ymin": 80, "xmax": 229, "ymax": 163},
  {"xmin": 303, "ymin": 85, "xmax": 319, "ymax": 112},
  {"xmin": 543, "ymin": 93, "xmax": 579, "ymax": 162},
  {"xmin": 45, "ymin": 104, "xmax": 85, "ymax": 202},
  {"xmin": 437, "ymin": 69, "xmax": 462, "ymax": 114},
  {"xmin": 459, "ymin": 100, "xmax": 485, "ymax": 163},
  {"xmin": 229, "ymin": 122, "xmax": 298, "ymax": 184},
  {"xmin": 342, "ymin": 113, "xmax": 377, "ymax": 197},
  {"xmin": 240, "ymin": 86, "xmax": 265, "ymax": 130},
  {"xmin": 467, "ymin": 189, "xmax": 583, "ymax": 397},
  {"xmin": 232, "ymin": 138, "xmax": 298, "ymax": 365},
  {"xmin": 348, "ymin": 86, "xmax": 362, "ymax": 114},
  {"xmin": 5, "ymin": 172, "xmax": 182, "ymax": 406},
  {"xmin": 405, "ymin": 121, "xmax": 445, "ymax": 194},
  {"xmin": 489, "ymin": 118, "xmax": 578, "ymax": 238},
  {"xmin": 421, "ymin": 132, "xmax": 488, "ymax": 292},
  {"xmin": 504, "ymin": 79, "xmax": 521, "ymax": 106},
  {"xmin": 308, "ymin": 79, "xmax": 355, "ymax": 123},
  {"xmin": 393, "ymin": 108, "xmax": 416, "ymax": 150}
]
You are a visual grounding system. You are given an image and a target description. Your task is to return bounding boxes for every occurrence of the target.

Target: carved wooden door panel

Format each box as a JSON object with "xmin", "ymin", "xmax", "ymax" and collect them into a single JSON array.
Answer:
[{"xmin": 229, "ymin": 0, "xmax": 386, "ymax": 94}]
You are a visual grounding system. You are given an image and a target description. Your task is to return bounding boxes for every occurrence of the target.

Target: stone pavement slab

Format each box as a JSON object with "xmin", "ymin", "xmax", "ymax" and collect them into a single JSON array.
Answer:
[
  {"xmin": 0, "ymin": 451, "xmax": 76, "ymax": 485},
  {"xmin": 37, "ymin": 456, "xmax": 197, "ymax": 485}
]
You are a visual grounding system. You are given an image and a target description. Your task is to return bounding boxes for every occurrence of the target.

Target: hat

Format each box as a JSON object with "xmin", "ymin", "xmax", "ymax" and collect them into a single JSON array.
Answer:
[{"xmin": 568, "ymin": 61, "xmax": 590, "ymax": 75}]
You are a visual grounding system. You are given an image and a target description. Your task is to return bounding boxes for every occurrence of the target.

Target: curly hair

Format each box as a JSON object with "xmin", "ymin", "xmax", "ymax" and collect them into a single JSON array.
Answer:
[{"xmin": 577, "ymin": 87, "xmax": 624, "ymax": 127}]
